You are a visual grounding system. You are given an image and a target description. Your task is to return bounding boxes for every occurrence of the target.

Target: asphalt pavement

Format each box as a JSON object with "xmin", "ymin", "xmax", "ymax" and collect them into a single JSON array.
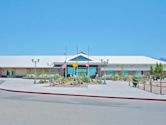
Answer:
[{"xmin": 0, "ymin": 90, "xmax": 166, "ymax": 125}]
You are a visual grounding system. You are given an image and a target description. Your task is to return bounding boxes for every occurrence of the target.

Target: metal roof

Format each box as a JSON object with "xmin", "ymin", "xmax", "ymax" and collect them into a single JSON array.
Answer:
[{"xmin": 0, "ymin": 53, "xmax": 165, "ymax": 68}]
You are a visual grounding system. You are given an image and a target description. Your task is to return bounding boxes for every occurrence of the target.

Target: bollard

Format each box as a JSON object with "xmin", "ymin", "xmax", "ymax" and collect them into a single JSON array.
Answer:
[
  {"xmin": 150, "ymin": 79, "xmax": 152, "ymax": 92},
  {"xmin": 160, "ymin": 78, "xmax": 162, "ymax": 95},
  {"xmin": 143, "ymin": 80, "xmax": 145, "ymax": 90}
]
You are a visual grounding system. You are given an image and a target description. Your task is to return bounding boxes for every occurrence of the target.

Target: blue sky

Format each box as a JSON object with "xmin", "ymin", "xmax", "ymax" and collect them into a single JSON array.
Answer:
[{"xmin": 0, "ymin": 0, "xmax": 166, "ymax": 57}]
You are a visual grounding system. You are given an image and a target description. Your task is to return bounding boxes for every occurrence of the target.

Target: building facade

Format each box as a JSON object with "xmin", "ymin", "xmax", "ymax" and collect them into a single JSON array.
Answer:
[{"xmin": 0, "ymin": 52, "xmax": 166, "ymax": 78}]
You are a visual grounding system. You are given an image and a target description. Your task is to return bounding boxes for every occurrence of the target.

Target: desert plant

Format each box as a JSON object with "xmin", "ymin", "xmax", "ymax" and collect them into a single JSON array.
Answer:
[
  {"xmin": 150, "ymin": 63, "xmax": 164, "ymax": 78},
  {"xmin": 62, "ymin": 77, "xmax": 68, "ymax": 84},
  {"xmin": 132, "ymin": 76, "xmax": 138, "ymax": 87},
  {"xmin": 25, "ymin": 74, "xmax": 36, "ymax": 78},
  {"xmin": 81, "ymin": 77, "xmax": 91, "ymax": 83},
  {"xmin": 150, "ymin": 65, "xmax": 155, "ymax": 76},
  {"xmin": 74, "ymin": 77, "xmax": 83, "ymax": 84},
  {"xmin": 96, "ymin": 79, "xmax": 102, "ymax": 84},
  {"xmin": 38, "ymin": 79, "xmax": 48, "ymax": 84},
  {"xmin": 114, "ymin": 74, "xmax": 120, "ymax": 81},
  {"xmin": 54, "ymin": 74, "xmax": 61, "ymax": 80},
  {"xmin": 38, "ymin": 73, "xmax": 48, "ymax": 78},
  {"xmin": 150, "ymin": 63, "xmax": 164, "ymax": 80}
]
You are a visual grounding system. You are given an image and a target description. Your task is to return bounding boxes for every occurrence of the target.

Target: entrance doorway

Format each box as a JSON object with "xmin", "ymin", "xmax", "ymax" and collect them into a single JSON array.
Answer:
[{"xmin": 67, "ymin": 66, "xmax": 97, "ymax": 77}]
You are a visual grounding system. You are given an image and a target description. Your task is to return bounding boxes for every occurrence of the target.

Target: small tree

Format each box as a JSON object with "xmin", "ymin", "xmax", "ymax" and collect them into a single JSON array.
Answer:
[
  {"xmin": 157, "ymin": 63, "xmax": 164, "ymax": 94},
  {"xmin": 158, "ymin": 63, "xmax": 164, "ymax": 76},
  {"xmin": 150, "ymin": 63, "xmax": 164, "ymax": 79},
  {"xmin": 150, "ymin": 65, "xmax": 155, "ymax": 76},
  {"xmin": 150, "ymin": 63, "xmax": 164, "ymax": 94},
  {"xmin": 154, "ymin": 63, "xmax": 164, "ymax": 78}
]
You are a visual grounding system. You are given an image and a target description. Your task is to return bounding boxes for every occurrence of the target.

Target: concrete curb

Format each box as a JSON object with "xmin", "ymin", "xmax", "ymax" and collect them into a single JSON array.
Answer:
[{"xmin": 0, "ymin": 88, "xmax": 166, "ymax": 102}]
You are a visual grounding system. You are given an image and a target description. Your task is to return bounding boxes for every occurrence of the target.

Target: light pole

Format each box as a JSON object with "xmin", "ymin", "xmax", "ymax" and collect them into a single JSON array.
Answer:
[
  {"xmin": 64, "ymin": 46, "xmax": 68, "ymax": 78},
  {"xmin": 47, "ymin": 62, "xmax": 54, "ymax": 83},
  {"xmin": 64, "ymin": 56, "xmax": 67, "ymax": 78},
  {"xmin": 87, "ymin": 46, "xmax": 90, "ymax": 77},
  {"xmin": 47, "ymin": 62, "xmax": 53, "ymax": 75},
  {"xmin": 101, "ymin": 59, "xmax": 109, "ymax": 84},
  {"xmin": 32, "ymin": 59, "xmax": 40, "ymax": 84}
]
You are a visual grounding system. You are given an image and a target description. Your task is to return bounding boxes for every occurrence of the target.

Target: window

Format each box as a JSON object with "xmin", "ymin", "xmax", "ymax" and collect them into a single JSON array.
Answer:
[
  {"xmin": 135, "ymin": 71, "xmax": 142, "ymax": 76},
  {"xmin": 107, "ymin": 71, "xmax": 115, "ymax": 76},
  {"xmin": 123, "ymin": 71, "xmax": 129, "ymax": 76},
  {"xmin": 67, "ymin": 66, "xmax": 97, "ymax": 77}
]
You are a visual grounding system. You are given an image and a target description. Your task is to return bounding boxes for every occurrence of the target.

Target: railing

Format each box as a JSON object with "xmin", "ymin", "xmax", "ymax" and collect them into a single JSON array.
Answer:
[{"xmin": 129, "ymin": 78, "xmax": 166, "ymax": 95}]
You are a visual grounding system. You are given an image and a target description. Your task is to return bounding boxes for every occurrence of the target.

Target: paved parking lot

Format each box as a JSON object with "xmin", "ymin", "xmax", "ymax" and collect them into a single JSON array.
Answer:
[
  {"xmin": 1, "ymin": 78, "xmax": 166, "ymax": 100},
  {"xmin": 0, "ymin": 80, "xmax": 5, "ymax": 84}
]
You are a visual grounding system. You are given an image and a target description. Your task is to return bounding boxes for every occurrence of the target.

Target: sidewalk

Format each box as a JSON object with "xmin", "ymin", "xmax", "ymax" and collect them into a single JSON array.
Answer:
[{"xmin": 1, "ymin": 78, "xmax": 166, "ymax": 101}]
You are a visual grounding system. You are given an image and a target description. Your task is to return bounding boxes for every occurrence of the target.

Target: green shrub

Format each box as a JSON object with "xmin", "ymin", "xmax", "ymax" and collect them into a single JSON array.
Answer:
[
  {"xmin": 60, "ymin": 77, "xmax": 68, "ymax": 84},
  {"xmin": 25, "ymin": 74, "xmax": 36, "ymax": 78},
  {"xmin": 54, "ymin": 74, "xmax": 61, "ymax": 80},
  {"xmin": 76, "ymin": 77, "xmax": 82, "ymax": 84},
  {"xmin": 54, "ymin": 75, "xmax": 68, "ymax": 84},
  {"xmin": 38, "ymin": 80, "xmax": 48, "ymax": 84},
  {"xmin": 114, "ymin": 74, "xmax": 120, "ymax": 81},
  {"xmin": 81, "ymin": 77, "xmax": 91, "ymax": 83},
  {"xmin": 38, "ymin": 73, "xmax": 48, "ymax": 78},
  {"xmin": 161, "ymin": 75, "xmax": 166, "ymax": 79},
  {"xmin": 132, "ymin": 76, "xmax": 138, "ymax": 87},
  {"xmin": 96, "ymin": 79, "xmax": 102, "ymax": 84}
]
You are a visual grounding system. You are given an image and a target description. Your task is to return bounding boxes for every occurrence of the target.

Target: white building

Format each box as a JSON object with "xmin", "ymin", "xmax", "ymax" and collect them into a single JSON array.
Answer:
[{"xmin": 0, "ymin": 52, "xmax": 166, "ymax": 77}]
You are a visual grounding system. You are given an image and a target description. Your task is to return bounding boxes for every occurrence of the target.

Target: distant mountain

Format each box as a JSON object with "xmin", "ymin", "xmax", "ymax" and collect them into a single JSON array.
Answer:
[{"xmin": 159, "ymin": 58, "xmax": 166, "ymax": 62}]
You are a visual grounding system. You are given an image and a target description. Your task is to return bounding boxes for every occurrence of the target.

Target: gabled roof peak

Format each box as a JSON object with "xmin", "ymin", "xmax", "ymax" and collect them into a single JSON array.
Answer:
[
  {"xmin": 67, "ymin": 52, "xmax": 96, "ymax": 62},
  {"xmin": 79, "ymin": 52, "xmax": 87, "ymax": 55}
]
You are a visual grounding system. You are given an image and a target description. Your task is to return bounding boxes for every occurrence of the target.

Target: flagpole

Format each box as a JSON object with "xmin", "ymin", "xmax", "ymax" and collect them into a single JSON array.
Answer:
[
  {"xmin": 87, "ymin": 46, "xmax": 90, "ymax": 77},
  {"xmin": 76, "ymin": 46, "xmax": 78, "ymax": 77},
  {"xmin": 65, "ymin": 46, "xmax": 67, "ymax": 78}
]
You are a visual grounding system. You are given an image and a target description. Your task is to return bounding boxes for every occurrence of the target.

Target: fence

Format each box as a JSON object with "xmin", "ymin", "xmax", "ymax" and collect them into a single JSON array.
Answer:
[{"xmin": 129, "ymin": 78, "xmax": 166, "ymax": 95}]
